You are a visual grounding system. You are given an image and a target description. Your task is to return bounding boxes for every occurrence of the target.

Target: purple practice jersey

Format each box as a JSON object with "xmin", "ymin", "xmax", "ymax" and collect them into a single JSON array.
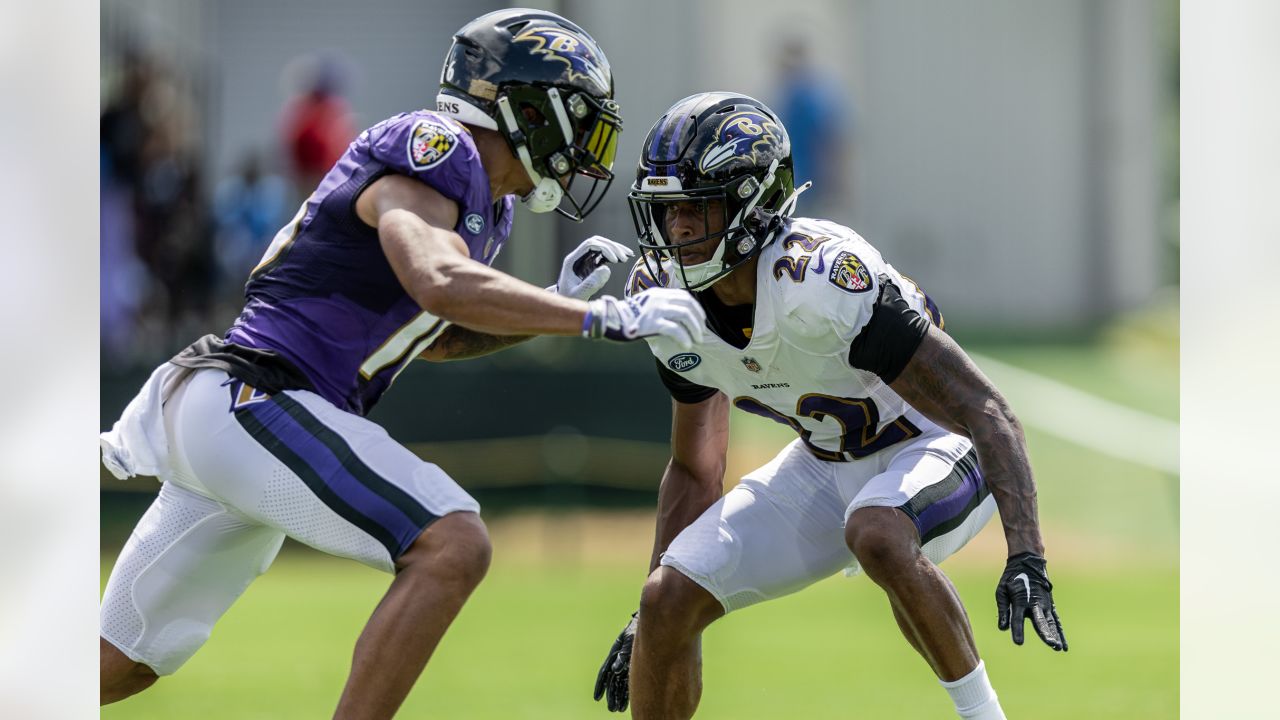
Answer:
[{"xmin": 227, "ymin": 111, "xmax": 515, "ymax": 416}]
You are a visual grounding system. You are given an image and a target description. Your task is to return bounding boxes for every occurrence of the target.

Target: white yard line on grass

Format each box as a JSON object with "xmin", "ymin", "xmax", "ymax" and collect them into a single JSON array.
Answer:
[{"xmin": 968, "ymin": 353, "xmax": 1179, "ymax": 475}]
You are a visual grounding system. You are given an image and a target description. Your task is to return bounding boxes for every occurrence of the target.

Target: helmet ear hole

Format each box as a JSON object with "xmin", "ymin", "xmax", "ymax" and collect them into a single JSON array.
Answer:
[
  {"xmin": 520, "ymin": 103, "xmax": 547, "ymax": 127},
  {"xmin": 761, "ymin": 187, "xmax": 781, "ymax": 212},
  {"xmin": 743, "ymin": 206, "xmax": 783, "ymax": 243}
]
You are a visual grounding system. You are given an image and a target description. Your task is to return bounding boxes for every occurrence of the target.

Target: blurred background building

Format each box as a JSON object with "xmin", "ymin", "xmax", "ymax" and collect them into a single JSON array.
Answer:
[{"xmin": 100, "ymin": 0, "xmax": 1179, "ymax": 511}]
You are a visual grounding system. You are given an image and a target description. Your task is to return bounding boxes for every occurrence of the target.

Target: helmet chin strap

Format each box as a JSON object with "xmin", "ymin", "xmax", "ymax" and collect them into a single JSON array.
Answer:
[
  {"xmin": 733, "ymin": 159, "xmax": 780, "ymax": 227},
  {"xmin": 775, "ymin": 180, "xmax": 812, "ymax": 220},
  {"xmin": 497, "ymin": 96, "xmax": 563, "ymax": 213},
  {"xmin": 680, "ymin": 160, "xmax": 783, "ymax": 289},
  {"xmin": 674, "ymin": 178, "xmax": 813, "ymax": 290},
  {"xmin": 675, "ymin": 237, "xmax": 731, "ymax": 289}
]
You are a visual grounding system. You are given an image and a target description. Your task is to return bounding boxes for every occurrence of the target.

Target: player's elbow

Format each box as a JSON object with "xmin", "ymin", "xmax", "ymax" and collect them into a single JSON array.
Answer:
[
  {"xmin": 408, "ymin": 257, "xmax": 471, "ymax": 319},
  {"xmin": 968, "ymin": 394, "xmax": 1024, "ymax": 442},
  {"xmin": 668, "ymin": 457, "xmax": 725, "ymax": 497},
  {"xmin": 378, "ymin": 211, "xmax": 470, "ymax": 318},
  {"xmin": 411, "ymin": 277, "xmax": 457, "ymax": 318}
]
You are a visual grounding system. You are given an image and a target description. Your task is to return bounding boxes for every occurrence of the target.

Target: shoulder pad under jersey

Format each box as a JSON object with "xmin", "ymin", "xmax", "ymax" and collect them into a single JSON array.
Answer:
[
  {"xmin": 624, "ymin": 254, "xmax": 674, "ymax": 299},
  {"xmin": 767, "ymin": 218, "xmax": 891, "ymax": 352},
  {"xmin": 366, "ymin": 110, "xmax": 480, "ymax": 205}
]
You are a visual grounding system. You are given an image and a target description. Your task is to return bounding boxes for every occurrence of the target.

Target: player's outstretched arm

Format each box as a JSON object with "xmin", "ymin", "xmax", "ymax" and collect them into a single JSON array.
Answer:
[
  {"xmin": 889, "ymin": 326, "xmax": 1067, "ymax": 651},
  {"xmin": 361, "ymin": 174, "xmax": 703, "ymax": 347},
  {"xmin": 419, "ymin": 236, "xmax": 634, "ymax": 361},
  {"xmin": 366, "ymin": 174, "xmax": 587, "ymax": 336}
]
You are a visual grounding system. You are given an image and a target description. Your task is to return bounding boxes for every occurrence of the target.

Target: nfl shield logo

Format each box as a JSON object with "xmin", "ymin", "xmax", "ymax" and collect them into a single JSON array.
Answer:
[{"xmin": 741, "ymin": 356, "xmax": 762, "ymax": 373}]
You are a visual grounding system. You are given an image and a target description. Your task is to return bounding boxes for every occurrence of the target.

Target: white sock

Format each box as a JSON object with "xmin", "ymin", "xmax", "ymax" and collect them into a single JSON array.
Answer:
[{"xmin": 939, "ymin": 660, "xmax": 1006, "ymax": 719}]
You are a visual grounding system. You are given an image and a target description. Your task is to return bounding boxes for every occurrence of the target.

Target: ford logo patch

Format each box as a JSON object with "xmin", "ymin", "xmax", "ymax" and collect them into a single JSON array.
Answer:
[{"xmin": 668, "ymin": 353, "xmax": 701, "ymax": 372}]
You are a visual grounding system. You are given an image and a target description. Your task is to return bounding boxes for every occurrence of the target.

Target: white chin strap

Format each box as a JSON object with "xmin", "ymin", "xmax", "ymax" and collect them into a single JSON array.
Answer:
[
  {"xmin": 523, "ymin": 176, "xmax": 564, "ymax": 213},
  {"xmin": 776, "ymin": 180, "xmax": 812, "ymax": 219},
  {"xmin": 497, "ymin": 96, "xmax": 564, "ymax": 214},
  {"xmin": 675, "ymin": 242, "xmax": 732, "ymax": 289}
]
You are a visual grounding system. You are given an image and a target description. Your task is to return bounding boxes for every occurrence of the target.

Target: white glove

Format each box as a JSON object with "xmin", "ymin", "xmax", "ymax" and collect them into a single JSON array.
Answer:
[
  {"xmin": 583, "ymin": 288, "xmax": 707, "ymax": 350},
  {"xmin": 551, "ymin": 235, "xmax": 635, "ymax": 300}
]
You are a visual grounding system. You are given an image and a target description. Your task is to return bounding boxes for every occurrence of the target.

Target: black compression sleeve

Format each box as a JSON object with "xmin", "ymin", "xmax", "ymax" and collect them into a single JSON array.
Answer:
[
  {"xmin": 655, "ymin": 358, "xmax": 719, "ymax": 404},
  {"xmin": 847, "ymin": 276, "xmax": 931, "ymax": 383}
]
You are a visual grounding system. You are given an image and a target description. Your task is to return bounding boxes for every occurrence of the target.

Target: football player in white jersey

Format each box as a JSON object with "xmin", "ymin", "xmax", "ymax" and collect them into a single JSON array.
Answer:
[{"xmin": 590, "ymin": 93, "xmax": 1066, "ymax": 720}]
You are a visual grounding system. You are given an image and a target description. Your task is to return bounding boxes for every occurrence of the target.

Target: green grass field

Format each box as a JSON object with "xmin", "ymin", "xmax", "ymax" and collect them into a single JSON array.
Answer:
[
  {"xmin": 101, "ymin": 546, "xmax": 1175, "ymax": 719},
  {"xmin": 101, "ymin": 309, "xmax": 1179, "ymax": 718}
]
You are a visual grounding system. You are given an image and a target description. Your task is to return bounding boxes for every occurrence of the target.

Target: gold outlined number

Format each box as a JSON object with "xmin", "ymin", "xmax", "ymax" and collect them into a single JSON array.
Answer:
[
  {"xmin": 734, "ymin": 393, "xmax": 920, "ymax": 460},
  {"xmin": 771, "ymin": 232, "xmax": 832, "ymax": 284}
]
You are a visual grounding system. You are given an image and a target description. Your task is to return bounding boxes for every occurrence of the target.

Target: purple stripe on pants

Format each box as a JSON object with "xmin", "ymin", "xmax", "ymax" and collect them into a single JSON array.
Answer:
[
  {"xmin": 247, "ymin": 399, "xmax": 422, "ymax": 552},
  {"xmin": 914, "ymin": 464, "xmax": 984, "ymax": 541}
]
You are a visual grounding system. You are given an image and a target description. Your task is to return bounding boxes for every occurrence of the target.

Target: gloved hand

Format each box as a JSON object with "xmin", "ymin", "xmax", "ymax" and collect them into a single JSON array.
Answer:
[
  {"xmin": 550, "ymin": 235, "xmax": 635, "ymax": 300},
  {"xmin": 593, "ymin": 612, "xmax": 638, "ymax": 713},
  {"xmin": 583, "ymin": 288, "xmax": 706, "ymax": 350},
  {"xmin": 996, "ymin": 552, "xmax": 1068, "ymax": 651}
]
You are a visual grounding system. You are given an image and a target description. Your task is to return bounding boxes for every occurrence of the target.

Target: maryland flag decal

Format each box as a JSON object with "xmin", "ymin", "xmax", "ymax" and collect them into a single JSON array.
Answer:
[
  {"xmin": 408, "ymin": 119, "xmax": 458, "ymax": 170},
  {"xmin": 829, "ymin": 251, "xmax": 873, "ymax": 293}
]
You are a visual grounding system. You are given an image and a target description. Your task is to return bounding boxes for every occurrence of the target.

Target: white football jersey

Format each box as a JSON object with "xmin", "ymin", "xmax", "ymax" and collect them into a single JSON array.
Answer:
[{"xmin": 627, "ymin": 217, "xmax": 944, "ymax": 462}]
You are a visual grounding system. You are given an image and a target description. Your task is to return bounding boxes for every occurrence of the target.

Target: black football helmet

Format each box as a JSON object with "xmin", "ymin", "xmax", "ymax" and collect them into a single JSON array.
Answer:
[
  {"xmin": 437, "ymin": 8, "xmax": 622, "ymax": 220},
  {"xmin": 628, "ymin": 92, "xmax": 804, "ymax": 290}
]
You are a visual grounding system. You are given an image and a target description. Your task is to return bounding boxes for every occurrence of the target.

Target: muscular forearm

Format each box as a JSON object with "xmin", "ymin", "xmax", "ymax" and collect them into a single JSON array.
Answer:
[
  {"xmin": 381, "ymin": 209, "xmax": 587, "ymax": 336},
  {"xmin": 648, "ymin": 461, "xmax": 723, "ymax": 572},
  {"xmin": 421, "ymin": 324, "xmax": 533, "ymax": 361},
  {"xmin": 889, "ymin": 327, "xmax": 1046, "ymax": 559},
  {"xmin": 415, "ymin": 257, "xmax": 587, "ymax": 336},
  {"xmin": 968, "ymin": 405, "xmax": 1045, "ymax": 557}
]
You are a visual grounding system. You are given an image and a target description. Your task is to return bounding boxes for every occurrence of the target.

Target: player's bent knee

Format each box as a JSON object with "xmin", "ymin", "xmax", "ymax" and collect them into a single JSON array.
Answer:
[
  {"xmin": 100, "ymin": 649, "xmax": 159, "ymax": 704},
  {"xmin": 117, "ymin": 663, "xmax": 159, "ymax": 697},
  {"xmin": 639, "ymin": 566, "xmax": 722, "ymax": 636},
  {"xmin": 398, "ymin": 511, "xmax": 492, "ymax": 589},
  {"xmin": 845, "ymin": 507, "xmax": 920, "ymax": 580}
]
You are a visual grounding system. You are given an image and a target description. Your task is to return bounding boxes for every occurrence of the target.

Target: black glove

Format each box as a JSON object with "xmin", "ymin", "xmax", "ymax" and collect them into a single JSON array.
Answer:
[
  {"xmin": 996, "ymin": 552, "xmax": 1067, "ymax": 651},
  {"xmin": 593, "ymin": 612, "xmax": 638, "ymax": 712}
]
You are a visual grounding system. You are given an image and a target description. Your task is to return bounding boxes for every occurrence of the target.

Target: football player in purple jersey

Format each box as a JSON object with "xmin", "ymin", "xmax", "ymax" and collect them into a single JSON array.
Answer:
[{"xmin": 99, "ymin": 10, "xmax": 704, "ymax": 718}]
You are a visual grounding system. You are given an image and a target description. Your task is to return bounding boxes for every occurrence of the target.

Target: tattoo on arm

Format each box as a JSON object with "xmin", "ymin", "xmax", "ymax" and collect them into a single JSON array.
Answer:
[
  {"xmin": 423, "ymin": 324, "xmax": 533, "ymax": 361},
  {"xmin": 890, "ymin": 328, "xmax": 1045, "ymax": 556}
]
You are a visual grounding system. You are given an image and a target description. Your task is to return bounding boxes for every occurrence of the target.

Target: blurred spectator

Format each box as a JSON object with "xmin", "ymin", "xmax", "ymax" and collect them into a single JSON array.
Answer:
[
  {"xmin": 212, "ymin": 151, "xmax": 287, "ymax": 309},
  {"xmin": 773, "ymin": 38, "xmax": 853, "ymax": 220},
  {"xmin": 100, "ymin": 47, "xmax": 216, "ymax": 368},
  {"xmin": 280, "ymin": 54, "xmax": 356, "ymax": 202},
  {"xmin": 100, "ymin": 48, "xmax": 153, "ymax": 189},
  {"xmin": 100, "ymin": 147, "xmax": 149, "ymax": 363}
]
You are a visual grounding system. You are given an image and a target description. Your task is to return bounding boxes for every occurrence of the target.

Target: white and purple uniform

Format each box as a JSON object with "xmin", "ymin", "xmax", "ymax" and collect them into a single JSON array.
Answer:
[
  {"xmin": 100, "ymin": 111, "xmax": 510, "ymax": 675},
  {"xmin": 626, "ymin": 218, "xmax": 997, "ymax": 613}
]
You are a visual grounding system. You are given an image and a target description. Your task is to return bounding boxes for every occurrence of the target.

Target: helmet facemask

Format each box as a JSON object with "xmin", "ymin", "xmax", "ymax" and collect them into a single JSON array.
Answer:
[
  {"xmin": 435, "ymin": 10, "xmax": 622, "ymax": 221},
  {"xmin": 628, "ymin": 159, "xmax": 794, "ymax": 290},
  {"xmin": 494, "ymin": 86, "xmax": 621, "ymax": 219}
]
